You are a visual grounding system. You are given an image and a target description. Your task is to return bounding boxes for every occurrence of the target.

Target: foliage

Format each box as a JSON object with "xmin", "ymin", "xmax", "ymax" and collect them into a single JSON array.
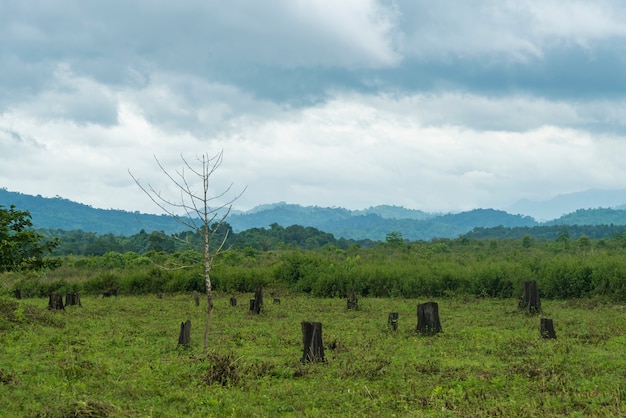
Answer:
[
  {"xmin": 0, "ymin": 205, "xmax": 60, "ymax": 272},
  {"xmin": 6, "ymin": 234, "xmax": 626, "ymax": 303}
]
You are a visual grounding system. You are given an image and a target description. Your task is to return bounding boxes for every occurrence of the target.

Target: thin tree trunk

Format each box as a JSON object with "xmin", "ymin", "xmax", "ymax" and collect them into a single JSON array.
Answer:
[{"xmin": 203, "ymin": 219, "xmax": 213, "ymax": 351}]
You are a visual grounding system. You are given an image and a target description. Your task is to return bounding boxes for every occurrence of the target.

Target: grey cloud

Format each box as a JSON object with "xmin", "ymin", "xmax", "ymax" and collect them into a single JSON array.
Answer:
[{"xmin": 3, "ymin": 0, "xmax": 626, "ymax": 112}]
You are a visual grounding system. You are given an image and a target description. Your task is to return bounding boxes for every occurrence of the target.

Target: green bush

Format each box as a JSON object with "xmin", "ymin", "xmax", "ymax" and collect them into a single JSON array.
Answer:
[{"xmin": 82, "ymin": 272, "xmax": 121, "ymax": 294}]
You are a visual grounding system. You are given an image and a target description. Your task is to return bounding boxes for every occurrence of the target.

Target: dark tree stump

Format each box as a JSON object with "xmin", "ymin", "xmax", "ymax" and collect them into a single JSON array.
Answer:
[
  {"xmin": 255, "ymin": 288, "xmax": 264, "ymax": 307},
  {"xmin": 301, "ymin": 322, "xmax": 325, "ymax": 363},
  {"xmin": 178, "ymin": 319, "xmax": 191, "ymax": 347},
  {"xmin": 48, "ymin": 293, "xmax": 65, "ymax": 310},
  {"xmin": 103, "ymin": 288, "xmax": 119, "ymax": 297},
  {"xmin": 273, "ymin": 298, "xmax": 281, "ymax": 305},
  {"xmin": 540, "ymin": 318, "xmax": 557, "ymax": 339},
  {"xmin": 347, "ymin": 291, "xmax": 358, "ymax": 310},
  {"xmin": 519, "ymin": 280, "xmax": 541, "ymax": 314},
  {"xmin": 193, "ymin": 290, "xmax": 200, "ymax": 307},
  {"xmin": 13, "ymin": 289, "xmax": 21, "ymax": 299},
  {"xmin": 230, "ymin": 297, "xmax": 237, "ymax": 307},
  {"xmin": 416, "ymin": 302, "xmax": 442, "ymax": 335},
  {"xmin": 250, "ymin": 299, "xmax": 261, "ymax": 314},
  {"xmin": 65, "ymin": 292, "xmax": 82, "ymax": 307},
  {"xmin": 388, "ymin": 312, "xmax": 399, "ymax": 331}
]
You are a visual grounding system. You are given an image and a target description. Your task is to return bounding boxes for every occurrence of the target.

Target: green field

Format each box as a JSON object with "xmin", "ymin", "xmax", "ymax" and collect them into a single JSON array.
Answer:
[{"xmin": 1, "ymin": 293, "xmax": 625, "ymax": 417}]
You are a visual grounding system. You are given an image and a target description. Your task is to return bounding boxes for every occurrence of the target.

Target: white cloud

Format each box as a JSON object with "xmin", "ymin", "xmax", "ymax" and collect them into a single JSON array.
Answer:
[{"xmin": 397, "ymin": 0, "xmax": 626, "ymax": 61}]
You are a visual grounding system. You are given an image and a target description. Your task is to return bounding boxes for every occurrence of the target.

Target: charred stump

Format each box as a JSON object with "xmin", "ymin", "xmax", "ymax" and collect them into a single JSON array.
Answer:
[
  {"xmin": 254, "ymin": 288, "xmax": 264, "ymax": 307},
  {"xmin": 48, "ymin": 293, "xmax": 65, "ymax": 310},
  {"xmin": 65, "ymin": 292, "xmax": 82, "ymax": 307},
  {"xmin": 519, "ymin": 280, "xmax": 541, "ymax": 314},
  {"xmin": 347, "ymin": 291, "xmax": 358, "ymax": 310},
  {"xmin": 193, "ymin": 290, "xmax": 200, "ymax": 307},
  {"xmin": 416, "ymin": 302, "xmax": 442, "ymax": 335},
  {"xmin": 103, "ymin": 288, "xmax": 119, "ymax": 298},
  {"xmin": 540, "ymin": 318, "xmax": 557, "ymax": 339},
  {"xmin": 301, "ymin": 322, "xmax": 325, "ymax": 363},
  {"xmin": 388, "ymin": 312, "xmax": 399, "ymax": 331},
  {"xmin": 178, "ymin": 319, "xmax": 191, "ymax": 347},
  {"xmin": 249, "ymin": 299, "xmax": 261, "ymax": 315},
  {"xmin": 230, "ymin": 297, "xmax": 237, "ymax": 307}
]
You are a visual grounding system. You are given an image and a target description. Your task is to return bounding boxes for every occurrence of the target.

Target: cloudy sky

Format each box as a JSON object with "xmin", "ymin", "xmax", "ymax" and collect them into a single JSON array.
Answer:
[{"xmin": 2, "ymin": 1, "xmax": 626, "ymax": 215}]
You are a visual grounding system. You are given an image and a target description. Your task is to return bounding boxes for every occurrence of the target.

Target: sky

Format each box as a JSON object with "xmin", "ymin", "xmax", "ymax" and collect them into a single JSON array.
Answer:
[{"xmin": 2, "ymin": 0, "xmax": 626, "ymax": 215}]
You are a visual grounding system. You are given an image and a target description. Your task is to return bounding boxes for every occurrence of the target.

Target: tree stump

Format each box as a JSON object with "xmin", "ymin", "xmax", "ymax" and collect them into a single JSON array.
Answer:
[
  {"xmin": 193, "ymin": 290, "xmax": 200, "ymax": 307},
  {"xmin": 230, "ymin": 297, "xmax": 237, "ymax": 307},
  {"xmin": 519, "ymin": 280, "xmax": 541, "ymax": 314},
  {"xmin": 255, "ymin": 288, "xmax": 264, "ymax": 307},
  {"xmin": 13, "ymin": 289, "xmax": 21, "ymax": 299},
  {"xmin": 388, "ymin": 312, "xmax": 399, "ymax": 331},
  {"xmin": 250, "ymin": 299, "xmax": 261, "ymax": 314},
  {"xmin": 103, "ymin": 288, "xmax": 119, "ymax": 297},
  {"xmin": 178, "ymin": 319, "xmax": 191, "ymax": 347},
  {"xmin": 416, "ymin": 302, "xmax": 442, "ymax": 335},
  {"xmin": 540, "ymin": 318, "xmax": 557, "ymax": 339},
  {"xmin": 48, "ymin": 293, "xmax": 65, "ymax": 310},
  {"xmin": 65, "ymin": 292, "xmax": 82, "ymax": 307},
  {"xmin": 347, "ymin": 291, "xmax": 358, "ymax": 310},
  {"xmin": 301, "ymin": 322, "xmax": 325, "ymax": 363}
]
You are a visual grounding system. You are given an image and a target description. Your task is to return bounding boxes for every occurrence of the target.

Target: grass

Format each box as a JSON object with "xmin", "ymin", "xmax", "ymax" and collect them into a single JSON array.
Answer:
[{"xmin": 1, "ymin": 293, "xmax": 625, "ymax": 417}]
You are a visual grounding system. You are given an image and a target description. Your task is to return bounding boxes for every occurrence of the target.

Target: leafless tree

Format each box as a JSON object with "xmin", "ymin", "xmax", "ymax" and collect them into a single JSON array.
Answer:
[{"xmin": 129, "ymin": 151, "xmax": 245, "ymax": 350}]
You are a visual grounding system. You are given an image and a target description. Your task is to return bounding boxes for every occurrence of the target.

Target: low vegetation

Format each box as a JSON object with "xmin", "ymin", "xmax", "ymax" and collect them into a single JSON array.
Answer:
[{"xmin": 1, "ymin": 293, "xmax": 624, "ymax": 416}]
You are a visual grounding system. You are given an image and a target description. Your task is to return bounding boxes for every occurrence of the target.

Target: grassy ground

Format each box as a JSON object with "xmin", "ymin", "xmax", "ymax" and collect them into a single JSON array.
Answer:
[{"xmin": 1, "ymin": 293, "xmax": 625, "ymax": 417}]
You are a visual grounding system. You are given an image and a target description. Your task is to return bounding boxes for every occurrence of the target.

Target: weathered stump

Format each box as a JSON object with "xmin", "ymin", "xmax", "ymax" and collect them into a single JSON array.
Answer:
[
  {"xmin": 255, "ymin": 288, "xmax": 264, "ymax": 307},
  {"xmin": 519, "ymin": 280, "xmax": 541, "ymax": 314},
  {"xmin": 65, "ymin": 292, "xmax": 82, "ymax": 307},
  {"xmin": 250, "ymin": 299, "xmax": 261, "ymax": 314},
  {"xmin": 388, "ymin": 312, "xmax": 399, "ymax": 331},
  {"xmin": 273, "ymin": 298, "xmax": 281, "ymax": 305},
  {"xmin": 13, "ymin": 289, "xmax": 21, "ymax": 299},
  {"xmin": 48, "ymin": 293, "xmax": 65, "ymax": 310},
  {"xmin": 301, "ymin": 322, "xmax": 325, "ymax": 363},
  {"xmin": 178, "ymin": 319, "xmax": 191, "ymax": 347},
  {"xmin": 347, "ymin": 291, "xmax": 358, "ymax": 310},
  {"xmin": 230, "ymin": 297, "xmax": 237, "ymax": 307},
  {"xmin": 540, "ymin": 318, "xmax": 556, "ymax": 339},
  {"xmin": 416, "ymin": 302, "xmax": 442, "ymax": 335},
  {"xmin": 103, "ymin": 288, "xmax": 119, "ymax": 297},
  {"xmin": 193, "ymin": 290, "xmax": 200, "ymax": 307}
]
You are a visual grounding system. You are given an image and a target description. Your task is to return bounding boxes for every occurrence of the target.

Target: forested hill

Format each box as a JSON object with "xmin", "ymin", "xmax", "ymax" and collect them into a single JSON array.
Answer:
[{"xmin": 3, "ymin": 188, "xmax": 626, "ymax": 241}]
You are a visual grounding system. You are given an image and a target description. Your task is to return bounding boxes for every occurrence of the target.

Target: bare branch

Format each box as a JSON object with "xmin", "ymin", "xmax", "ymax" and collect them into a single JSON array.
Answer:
[{"xmin": 130, "ymin": 150, "xmax": 245, "ymax": 352}]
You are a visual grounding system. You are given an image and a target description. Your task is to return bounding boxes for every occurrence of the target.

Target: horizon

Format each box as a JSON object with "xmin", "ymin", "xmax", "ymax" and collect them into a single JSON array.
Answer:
[{"xmin": 3, "ymin": 186, "xmax": 626, "ymax": 222}]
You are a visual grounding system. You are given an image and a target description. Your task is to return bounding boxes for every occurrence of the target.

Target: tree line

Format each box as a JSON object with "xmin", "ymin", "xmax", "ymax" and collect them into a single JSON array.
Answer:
[{"xmin": 39, "ymin": 222, "xmax": 373, "ymax": 256}]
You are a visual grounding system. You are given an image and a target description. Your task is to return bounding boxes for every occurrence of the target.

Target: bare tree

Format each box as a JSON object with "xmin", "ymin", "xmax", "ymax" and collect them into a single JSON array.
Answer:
[{"xmin": 129, "ymin": 151, "xmax": 245, "ymax": 350}]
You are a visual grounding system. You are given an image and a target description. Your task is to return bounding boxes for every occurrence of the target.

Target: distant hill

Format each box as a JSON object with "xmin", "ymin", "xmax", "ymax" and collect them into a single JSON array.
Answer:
[
  {"xmin": 0, "ymin": 188, "xmax": 187, "ymax": 236},
  {"xmin": 2, "ymin": 188, "xmax": 626, "ymax": 241},
  {"xmin": 505, "ymin": 189, "xmax": 626, "ymax": 221}
]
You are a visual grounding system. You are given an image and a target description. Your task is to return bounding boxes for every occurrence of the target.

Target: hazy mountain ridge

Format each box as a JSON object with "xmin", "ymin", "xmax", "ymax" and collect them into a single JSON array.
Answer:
[
  {"xmin": 2, "ymin": 188, "xmax": 626, "ymax": 241},
  {"xmin": 505, "ymin": 189, "xmax": 626, "ymax": 221}
]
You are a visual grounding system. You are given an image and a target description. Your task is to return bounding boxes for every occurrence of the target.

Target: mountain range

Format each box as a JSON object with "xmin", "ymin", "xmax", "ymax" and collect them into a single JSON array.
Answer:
[{"xmin": 2, "ymin": 188, "xmax": 626, "ymax": 241}]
